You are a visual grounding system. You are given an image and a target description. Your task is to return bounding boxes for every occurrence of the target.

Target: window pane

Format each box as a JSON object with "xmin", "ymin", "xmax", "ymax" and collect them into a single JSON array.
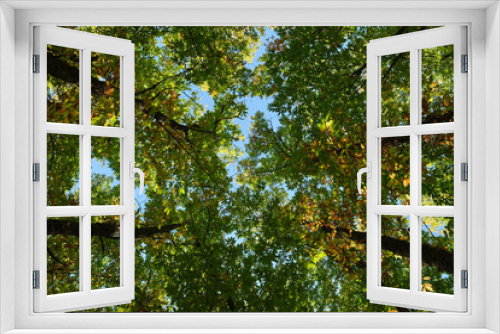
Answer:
[
  {"xmin": 47, "ymin": 45, "xmax": 80, "ymax": 124},
  {"xmin": 47, "ymin": 217, "xmax": 80, "ymax": 294},
  {"xmin": 421, "ymin": 45, "xmax": 454, "ymax": 124},
  {"xmin": 421, "ymin": 216, "xmax": 454, "ymax": 295},
  {"xmin": 91, "ymin": 216, "xmax": 120, "ymax": 289},
  {"xmin": 91, "ymin": 52, "xmax": 120, "ymax": 127},
  {"xmin": 381, "ymin": 52, "xmax": 410, "ymax": 127},
  {"xmin": 381, "ymin": 215, "xmax": 410, "ymax": 290},
  {"xmin": 381, "ymin": 136, "xmax": 410, "ymax": 205},
  {"xmin": 47, "ymin": 134, "xmax": 80, "ymax": 206},
  {"xmin": 91, "ymin": 137, "xmax": 120, "ymax": 205},
  {"xmin": 422, "ymin": 134, "xmax": 454, "ymax": 206}
]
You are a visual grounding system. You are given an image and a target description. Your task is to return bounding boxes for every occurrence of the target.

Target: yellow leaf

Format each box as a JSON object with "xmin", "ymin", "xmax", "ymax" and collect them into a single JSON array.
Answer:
[
  {"xmin": 199, "ymin": 82, "xmax": 210, "ymax": 92},
  {"xmin": 423, "ymin": 276, "xmax": 431, "ymax": 280}
]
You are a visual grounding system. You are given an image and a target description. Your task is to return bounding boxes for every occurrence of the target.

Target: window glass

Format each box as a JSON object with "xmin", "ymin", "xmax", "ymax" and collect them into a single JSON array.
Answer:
[
  {"xmin": 421, "ymin": 45, "xmax": 454, "ymax": 124},
  {"xmin": 381, "ymin": 136, "xmax": 410, "ymax": 205},
  {"xmin": 47, "ymin": 217, "xmax": 80, "ymax": 294},
  {"xmin": 381, "ymin": 215, "xmax": 410, "ymax": 290},
  {"xmin": 91, "ymin": 137, "xmax": 121, "ymax": 206},
  {"xmin": 422, "ymin": 134, "xmax": 454, "ymax": 206},
  {"xmin": 91, "ymin": 52, "xmax": 121, "ymax": 127},
  {"xmin": 47, "ymin": 134, "xmax": 80, "ymax": 206},
  {"xmin": 91, "ymin": 215, "xmax": 121, "ymax": 289},
  {"xmin": 421, "ymin": 216, "xmax": 454, "ymax": 295},
  {"xmin": 47, "ymin": 45, "xmax": 80, "ymax": 124},
  {"xmin": 381, "ymin": 52, "xmax": 411, "ymax": 127}
]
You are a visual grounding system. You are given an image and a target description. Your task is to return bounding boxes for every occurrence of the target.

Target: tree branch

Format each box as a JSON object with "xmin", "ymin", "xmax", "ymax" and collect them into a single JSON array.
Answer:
[
  {"xmin": 321, "ymin": 225, "xmax": 453, "ymax": 274},
  {"xmin": 47, "ymin": 218, "xmax": 183, "ymax": 239}
]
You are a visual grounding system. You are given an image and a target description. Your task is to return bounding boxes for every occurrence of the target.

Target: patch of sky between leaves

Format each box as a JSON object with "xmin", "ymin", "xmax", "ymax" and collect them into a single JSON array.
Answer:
[
  {"xmin": 89, "ymin": 28, "xmax": 291, "ymax": 213},
  {"xmin": 159, "ymin": 27, "xmax": 293, "ymax": 201},
  {"xmin": 191, "ymin": 28, "xmax": 298, "ymax": 203}
]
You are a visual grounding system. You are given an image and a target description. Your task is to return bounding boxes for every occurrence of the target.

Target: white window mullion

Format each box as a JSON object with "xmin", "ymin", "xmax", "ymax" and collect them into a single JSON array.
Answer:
[
  {"xmin": 409, "ymin": 47, "xmax": 420, "ymax": 295},
  {"xmin": 373, "ymin": 126, "xmax": 411, "ymax": 138},
  {"xmin": 373, "ymin": 123, "xmax": 455, "ymax": 138},
  {"xmin": 415, "ymin": 48, "xmax": 424, "ymax": 296},
  {"xmin": 82, "ymin": 48, "xmax": 91, "ymax": 209},
  {"xmin": 81, "ymin": 47, "xmax": 92, "ymax": 295},
  {"xmin": 372, "ymin": 205, "xmax": 454, "ymax": 217},
  {"xmin": 90, "ymin": 126, "xmax": 130, "ymax": 138},
  {"xmin": 81, "ymin": 214, "xmax": 91, "ymax": 294},
  {"xmin": 78, "ymin": 47, "xmax": 85, "ymax": 294},
  {"xmin": 46, "ymin": 123, "xmax": 131, "ymax": 138},
  {"xmin": 412, "ymin": 123, "xmax": 454, "ymax": 135},
  {"xmin": 413, "ymin": 206, "xmax": 454, "ymax": 217}
]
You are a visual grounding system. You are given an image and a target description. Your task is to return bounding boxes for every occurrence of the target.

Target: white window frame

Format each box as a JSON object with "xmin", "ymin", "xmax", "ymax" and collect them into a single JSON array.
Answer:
[{"xmin": 1, "ymin": 1, "xmax": 499, "ymax": 333}]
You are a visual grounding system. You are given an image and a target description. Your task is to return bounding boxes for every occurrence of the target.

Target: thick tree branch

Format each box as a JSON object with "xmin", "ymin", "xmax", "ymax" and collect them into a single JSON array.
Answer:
[
  {"xmin": 47, "ymin": 53, "xmax": 107, "ymax": 95},
  {"xmin": 321, "ymin": 225, "xmax": 453, "ymax": 274},
  {"xmin": 47, "ymin": 218, "xmax": 183, "ymax": 239}
]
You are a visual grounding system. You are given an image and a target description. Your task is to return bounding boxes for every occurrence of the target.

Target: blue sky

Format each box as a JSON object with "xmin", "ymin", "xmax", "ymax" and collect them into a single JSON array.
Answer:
[{"xmin": 191, "ymin": 27, "xmax": 279, "ymax": 186}]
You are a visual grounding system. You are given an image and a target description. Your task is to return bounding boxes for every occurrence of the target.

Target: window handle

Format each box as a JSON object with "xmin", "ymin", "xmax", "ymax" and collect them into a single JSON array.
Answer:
[
  {"xmin": 129, "ymin": 162, "xmax": 145, "ymax": 195},
  {"xmin": 357, "ymin": 162, "xmax": 371, "ymax": 195}
]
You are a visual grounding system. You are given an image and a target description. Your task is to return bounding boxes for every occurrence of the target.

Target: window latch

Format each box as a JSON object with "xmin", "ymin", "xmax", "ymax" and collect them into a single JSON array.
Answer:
[
  {"xmin": 357, "ymin": 162, "xmax": 371, "ymax": 195},
  {"xmin": 130, "ymin": 162, "xmax": 145, "ymax": 195}
]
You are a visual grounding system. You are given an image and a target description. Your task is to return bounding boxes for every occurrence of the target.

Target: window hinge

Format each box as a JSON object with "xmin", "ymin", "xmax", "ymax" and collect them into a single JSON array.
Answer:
[
  {"xmin": 461, "ymin": 54, "xmax": 468, "ymax": 73},
  {"xmin": 33, "ymin": 54, "xmax": 40, "ymax": 73},
  {"xmin": 33, "ymin": 270, "xmax": 40, "ymax": 289},
  {"xmin": 461, "ymin": 162, "xmax": 468, "ymax": 181},
  {"xmin": 33, "ymin": 163, "xmax": 40, "ymax": 182},
  {"xmin": 461, "ymin": 270, "xmax": 468, "ymax": 289}
]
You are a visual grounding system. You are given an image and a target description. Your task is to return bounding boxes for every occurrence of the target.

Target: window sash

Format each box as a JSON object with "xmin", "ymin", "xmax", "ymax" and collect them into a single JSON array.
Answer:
[
  {"xmin": 33, "ymin": 26, "xmax": 136, "ymax": 313},
  {"xmin": 366, "ymin": 26, "xmax": 467, "ymax": 312}
]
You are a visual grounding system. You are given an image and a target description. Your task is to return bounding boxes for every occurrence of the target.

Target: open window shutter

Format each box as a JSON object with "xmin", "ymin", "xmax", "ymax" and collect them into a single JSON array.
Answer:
[
  {"xmin": 33, "ymin": 26, "xmax": 136, "ymax": 312},
  {"xmin": 363, "ymin": 26, "xmax": 467, "ymax": 312}
]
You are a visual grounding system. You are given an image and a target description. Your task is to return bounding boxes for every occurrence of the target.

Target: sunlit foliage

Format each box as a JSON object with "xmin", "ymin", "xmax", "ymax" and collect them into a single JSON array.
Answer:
[{"xmin": 45, "ymin": 26, "xmax": 453, "ymax": 312}]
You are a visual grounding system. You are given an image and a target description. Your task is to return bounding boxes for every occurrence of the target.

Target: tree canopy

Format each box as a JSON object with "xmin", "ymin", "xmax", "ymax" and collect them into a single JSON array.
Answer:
[{"xmin": 45, "ymin": 26, "xmax": 454, "ymax": 312}]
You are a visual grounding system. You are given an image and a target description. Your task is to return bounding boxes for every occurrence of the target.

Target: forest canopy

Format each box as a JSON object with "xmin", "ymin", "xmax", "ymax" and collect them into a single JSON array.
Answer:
[{"xmin": 45, "ymin": 26, "xmax": 454, "ymax": 312}]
